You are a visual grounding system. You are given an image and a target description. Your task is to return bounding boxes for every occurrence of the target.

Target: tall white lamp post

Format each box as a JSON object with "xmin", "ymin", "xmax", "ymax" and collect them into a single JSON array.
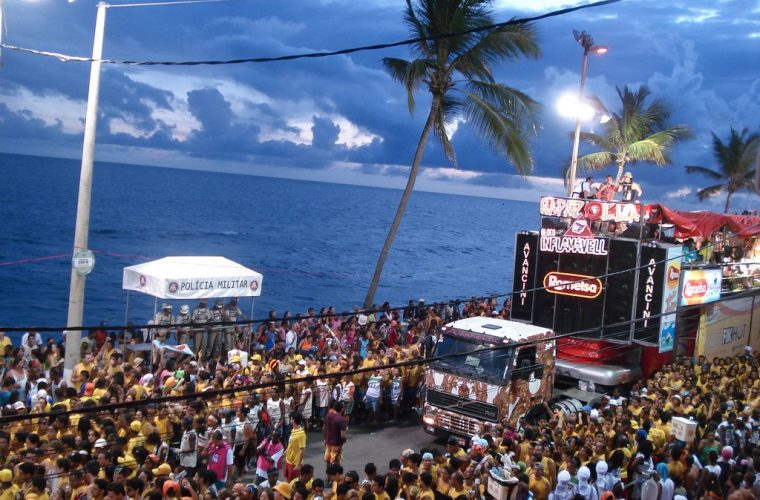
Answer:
[
  {"xmin": 566, "ymin": 30, "xmax": 607, "ymax": 197},
  {"xmin": 64, "ymin": 1, "xmax": 108, "ymax": 383},
  {"xmin": 64, "ymin": 0, "xmax": 208, "ymax": 382}
]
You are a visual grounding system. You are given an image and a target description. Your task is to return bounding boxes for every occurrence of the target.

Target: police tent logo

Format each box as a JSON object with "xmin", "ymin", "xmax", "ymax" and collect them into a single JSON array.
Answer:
[
  {"xmin": 168, "ymin": 282, "xmax": 179, "ymax": 293},
  {"xmin": 250, "ymin": 281, "xmax": 259, "ymax": 292},
  {"xmin": 139, "ymin": 275, "xmax": 147, "ymax": 287}
]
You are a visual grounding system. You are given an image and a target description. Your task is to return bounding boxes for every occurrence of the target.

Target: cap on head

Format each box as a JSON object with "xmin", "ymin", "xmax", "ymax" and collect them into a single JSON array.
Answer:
[
  {"xmin": 578, "ymin": 466, "xmax": 591, "ymax": 480},
  {"xmin": 162, "ymin": 303, "xmax": 172, "ymax": 310},
  {"xmin": 180, "ymin": 305, "xmax": 190, "ymax": 314},
  {"xmin": 0, "ymin": 469, "xmax": 12, "ymax": 483},
  {"xmin": 130, "ymin": 421, "xmax": 142, "ymax": 432},
  {"xmin": 623, "ymin": 172, "xmax": 632, "ymax": 178},
  {"xmin": 152, "ymin": 463, "xmax": 172, "ymax": 476},
  {"xmin": 557, "ymin": 470, "xmax": 571, "ymax": 483}
]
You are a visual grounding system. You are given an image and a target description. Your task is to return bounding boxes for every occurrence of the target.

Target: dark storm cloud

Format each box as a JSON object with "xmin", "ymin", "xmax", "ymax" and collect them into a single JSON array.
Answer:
[
  {"xmin": 1, "ymin": 0, "xmax": 758, "ymax": 209},
  {"xmin": 0, "ymin": 103, "xmax": 66, "ymax": 140},
  {"xmin": 311, "ymin": 115, "xmax": 340, "ymax": 150}
]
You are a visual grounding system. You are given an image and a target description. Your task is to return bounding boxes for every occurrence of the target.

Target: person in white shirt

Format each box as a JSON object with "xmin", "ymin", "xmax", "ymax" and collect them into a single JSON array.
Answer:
[
  {"xmin": 285, "ymin": 323, "xmax": 300, "ymax": 353},
  {"xmin": 572, "ymin": 177, "xmax": 595, "ymax": 199}
]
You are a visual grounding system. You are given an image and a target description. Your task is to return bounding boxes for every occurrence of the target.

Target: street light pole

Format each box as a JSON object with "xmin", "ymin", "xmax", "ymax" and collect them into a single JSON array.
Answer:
[
  {"xmin": 566, "ymin": 30, "xmax": 606, "ymax": 197},
  {"xmin": 64, "ymin": 1, "xmax": 108, "ymax": 383}
]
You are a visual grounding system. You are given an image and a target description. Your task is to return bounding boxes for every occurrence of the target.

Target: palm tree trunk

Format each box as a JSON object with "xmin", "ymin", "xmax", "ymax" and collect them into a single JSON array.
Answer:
[
  {"xmin": 724, "ymin": 190, "xmax": 733, "ymax": 213},
  {"xmin": 615, "ymin": 160, "xmax": 625, "ymax": 184},
  {"xmin": 363, "ymin": 96, "xmax": 442, "ymax": 309}
]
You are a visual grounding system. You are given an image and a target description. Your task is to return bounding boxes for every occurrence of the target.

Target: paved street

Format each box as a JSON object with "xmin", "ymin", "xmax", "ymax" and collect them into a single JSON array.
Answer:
[{"xmin": 300, "ymin": 417, "xmax": 440, "ymax": 475}]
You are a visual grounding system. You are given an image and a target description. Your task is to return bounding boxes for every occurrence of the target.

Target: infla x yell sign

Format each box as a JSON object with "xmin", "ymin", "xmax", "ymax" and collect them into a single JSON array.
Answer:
[{"xmin": 543, "ymin": 272, "xmax": 603, "ymax": 299}]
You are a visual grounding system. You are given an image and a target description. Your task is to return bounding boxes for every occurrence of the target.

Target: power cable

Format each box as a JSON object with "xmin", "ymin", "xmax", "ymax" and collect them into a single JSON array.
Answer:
[
  {"xmin": 3, "ymin": 218, "xmax": 758, "ymax": 334},
  {"xmin": 0, "ymin": 302, "xmax": 699, "ymax": 425},
  {"xmin": 0, "ymin": 0, "xmax": 622, "ymax": 66}
]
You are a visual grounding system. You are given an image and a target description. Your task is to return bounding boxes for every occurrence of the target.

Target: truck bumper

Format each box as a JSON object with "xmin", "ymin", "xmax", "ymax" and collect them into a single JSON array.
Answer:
[{"xmin": 422, "ymin": 404, "xmax": 487, "ymax": 444}]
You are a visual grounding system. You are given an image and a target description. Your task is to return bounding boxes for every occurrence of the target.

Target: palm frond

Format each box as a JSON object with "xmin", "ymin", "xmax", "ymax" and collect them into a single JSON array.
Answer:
[
  {"xmin": 462, "ymin": 88, "xmax": 535, "ymax": 174},
  {"xmin": 578, "ymin": 131, "xmax": 615, "ymax": 152},
  {"xmin": 464, "ymin": 80, "xmax": 540, "ymax": 131},
  {"xmin": 383, "ymin": 57, "xmax": 431, "ymax": 114},
  {"xmin": 685, "ymin": 165, "xmax": 723, "ymax": 180},
  {"xmin": 696, "ymin": 183, "xmax": 725, "ymax": 200},
  {"xmin": 452, "ymin": 22, "xmax": 540, "ymax": 82},
  {"xmin": 625, "ymin": 139, "xmax": 670, "ymax": 165},
  {"xmin": 577, "ymin": 151, "xmax": 614, "ymax": 172}
]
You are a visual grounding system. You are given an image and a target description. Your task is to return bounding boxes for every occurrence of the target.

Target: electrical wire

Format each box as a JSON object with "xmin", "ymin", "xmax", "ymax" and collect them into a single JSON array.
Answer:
[
  {"xmin": 3, "ymin": 218, "xmax": 758, "ymax": 334},
  {"xmin": 0, "ymin": 300, "xmax": 702, "ymax": 425},
  {"xmin": 0, "ymin": 0, "xmax": 622, "ymax": 66}
]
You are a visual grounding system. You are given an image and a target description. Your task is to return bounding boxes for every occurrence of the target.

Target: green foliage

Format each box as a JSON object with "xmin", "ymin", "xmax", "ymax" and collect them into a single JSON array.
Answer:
[{"xmin": 685, "ymin": 127, "xmax": 760, "ymax": 212}]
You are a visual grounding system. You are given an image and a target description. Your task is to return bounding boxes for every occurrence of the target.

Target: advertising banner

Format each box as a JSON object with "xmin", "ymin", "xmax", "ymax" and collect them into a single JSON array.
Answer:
[
  {"xmin": 511, "ymin": 233, "xmax": 538, "ymax": 322},
  {"xmin": 696, "ymin": 296, "xmax": 754, "ymax": 359},
  {"xmin": 680, "ymin": 268, "xmax": 722, "ymax": 306},
  {"xmin": 634, "ymin": 246, "xmax": 666, "ymax": 344},
  {"xmin": 752, "ymin": 299, "xmax": 760, "ymax": 353},
  {"xmin": 539, "ymin": 196, "xmax": 651, "ymax": 224},
  {"xmin": 659, "ymin": 246, "xmax": 682, "ymax": 353}
]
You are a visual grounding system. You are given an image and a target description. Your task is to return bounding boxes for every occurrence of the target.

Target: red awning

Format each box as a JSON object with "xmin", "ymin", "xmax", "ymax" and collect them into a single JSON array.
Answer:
[{"xmin": 648, "ymin": 204, "xmax": 760, "ymax": 239}]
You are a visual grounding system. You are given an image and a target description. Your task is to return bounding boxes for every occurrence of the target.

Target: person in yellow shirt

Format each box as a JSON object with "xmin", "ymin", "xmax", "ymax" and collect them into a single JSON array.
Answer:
[
  {"xmin": 0, "ymin": 332, "xmax": 11, "ymax": 363},
  {"xmin": 528, "ymin": 463, "xmax": 552, "ymax": 500},
  {"xmin": 71, "ymin": 354, "xmax": 95, "ymax": 386},
  {"xmin": 126, "ymin": 421, "xmax": 144, "ymax": 454},
  {"xmin": 446, "ymin": 471, "xmax": 467, "ymax": 499},
  {"xmin": 0, "ymin": 469, "xmax": 18, "ymax": 500},
  {"xmin": 284, "ymin": 414, "xmax": 307, "ymax": 481}
]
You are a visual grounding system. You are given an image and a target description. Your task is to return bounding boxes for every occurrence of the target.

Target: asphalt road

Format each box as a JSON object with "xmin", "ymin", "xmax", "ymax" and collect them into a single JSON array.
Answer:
[{"xmin": 300, "ymin": 417, "xmax": 440, "ymax": 476}]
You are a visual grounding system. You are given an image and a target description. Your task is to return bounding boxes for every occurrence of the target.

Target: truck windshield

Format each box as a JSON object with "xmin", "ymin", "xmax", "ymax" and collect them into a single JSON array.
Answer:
[{"xmin": 431, "ymin": 335, "xmax": 514, "ymax": 383}]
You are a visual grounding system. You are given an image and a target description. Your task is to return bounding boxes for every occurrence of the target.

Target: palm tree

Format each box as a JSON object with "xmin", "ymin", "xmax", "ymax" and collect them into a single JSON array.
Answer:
[
  {"xmin": 685, "ymin": 127, "xmax": 759, "ymax": 213},
  {"xmin": 362, "ymin": 0, "xmax": 541, "ymax": 308},
  {"xmin": 573, "ymin": 85, "xmax": 692, "ymax": 184}
]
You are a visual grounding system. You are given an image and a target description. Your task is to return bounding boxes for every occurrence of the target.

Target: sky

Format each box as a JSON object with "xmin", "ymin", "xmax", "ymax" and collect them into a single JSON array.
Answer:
[{"xmin": 0, "ymin": 0, "xmax": 759, "ymax": 210}]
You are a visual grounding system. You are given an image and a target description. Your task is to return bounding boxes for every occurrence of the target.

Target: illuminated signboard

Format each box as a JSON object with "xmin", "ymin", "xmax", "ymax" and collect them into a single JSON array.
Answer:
[
  {"xmin": 543, "ymin": 272, "xmax": 603, "ymax": 299},
  {"xmin": 539, "ymin": 196, "xmax": 650, "ymax": 224},
  {"xmin": 680, "ymin": 269, "xmax": 722, "ymax": 306},
  {"xmin": 511, "ymin": 233, "xmax": 537, "ymax": 322},
  {"xmin": 539, "ymin": 228, "xmax": 609, "ymax": 256}
]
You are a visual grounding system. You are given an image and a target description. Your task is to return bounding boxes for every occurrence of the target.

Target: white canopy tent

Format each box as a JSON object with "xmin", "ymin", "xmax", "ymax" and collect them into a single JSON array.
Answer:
[
  {"xmin": 122, "ymin": 257, "xmax": 264, "ymax": 343},
  {"xmin": 123, "ymin": 256, "xmax": 263, "ymax": 300}
]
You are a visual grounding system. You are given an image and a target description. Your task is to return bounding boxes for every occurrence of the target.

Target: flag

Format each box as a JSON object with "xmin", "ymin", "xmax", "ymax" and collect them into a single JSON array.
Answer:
[{"xmin": 152, "ymin": 340, "xmax": 195, "ymax": 357}]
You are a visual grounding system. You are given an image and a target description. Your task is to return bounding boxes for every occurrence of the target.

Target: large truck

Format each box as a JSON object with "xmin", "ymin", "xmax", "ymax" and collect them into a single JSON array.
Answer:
[{"xmin": 421, "ymin": 317, "xmax": 556, "ymax": 442}]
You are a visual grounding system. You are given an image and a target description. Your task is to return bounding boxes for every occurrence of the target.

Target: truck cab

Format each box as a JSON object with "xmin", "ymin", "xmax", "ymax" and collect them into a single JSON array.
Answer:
[{"xmin": 422, "ymin": 317, "xmax": 555, "ymax": 441}]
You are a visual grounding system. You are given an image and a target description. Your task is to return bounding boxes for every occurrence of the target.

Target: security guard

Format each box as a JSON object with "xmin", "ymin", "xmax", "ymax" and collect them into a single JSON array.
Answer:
[
  {"xmin": 176, "ymin": 304, "xmax": 193, "ymax": 346},
  {"xmin": 154, "ymin": 304, "xmax": 173, "ymax": 342},
  {"xmin": 191, "ymin": 299, "xmax": 211, "ymax": 357},
  {"xmin": 223, "ymin": 297, "xmax": 245, "ymax": 358},
  {"xmin": 208, "ymin": 299, "xmax": 225, "ymax": 359}
]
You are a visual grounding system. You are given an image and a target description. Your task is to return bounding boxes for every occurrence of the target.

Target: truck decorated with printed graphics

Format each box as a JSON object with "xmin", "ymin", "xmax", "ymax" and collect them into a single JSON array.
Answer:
[{"xmin": 422, "ymin": 317, "xmax": 556, "ymax": 440}]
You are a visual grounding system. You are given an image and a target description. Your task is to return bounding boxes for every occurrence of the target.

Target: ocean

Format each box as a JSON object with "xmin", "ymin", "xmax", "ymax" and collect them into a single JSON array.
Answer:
[{"xmin": 0, "ymin": 152, "xmax": 537, "ymax": 341}]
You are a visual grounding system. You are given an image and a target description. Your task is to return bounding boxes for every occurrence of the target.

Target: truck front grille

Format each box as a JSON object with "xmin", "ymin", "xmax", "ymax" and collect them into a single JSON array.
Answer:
[{"xmin": 426, "ymin": 389, "xmax": 499, "ymax": 422}]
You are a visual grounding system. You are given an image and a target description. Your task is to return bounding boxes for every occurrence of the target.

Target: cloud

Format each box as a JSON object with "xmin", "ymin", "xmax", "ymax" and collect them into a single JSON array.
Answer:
[
  {"xmin": 665, "ymin": 187, "xmax": 692, "ymax": 199},
  {"xmin": 311, "ymin": 115, "xmax": 341, "ymax": 149}
]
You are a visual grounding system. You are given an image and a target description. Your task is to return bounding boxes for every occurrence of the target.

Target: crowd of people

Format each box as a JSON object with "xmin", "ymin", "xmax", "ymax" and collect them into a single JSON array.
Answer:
[
  {"xmin": 0, "ymin": 297, "xmax": 510, "ymax": 499},
  {"xmin": 1, "ymin": 297, "xmax": 760, "ymax": 500},
  {"xmin": 571, "ymin": 173, "xmax": 643, "ymax": 203}
]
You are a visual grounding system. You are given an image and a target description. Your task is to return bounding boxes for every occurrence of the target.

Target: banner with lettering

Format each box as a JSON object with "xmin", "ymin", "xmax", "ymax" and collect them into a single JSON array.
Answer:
[
  {"xmin": 696, "ymin": 296, "xmax": 754, "ymax": 358},
  {"xmin": 123, "ymin": 256, "xmax": 263, "ymax": 299}
]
